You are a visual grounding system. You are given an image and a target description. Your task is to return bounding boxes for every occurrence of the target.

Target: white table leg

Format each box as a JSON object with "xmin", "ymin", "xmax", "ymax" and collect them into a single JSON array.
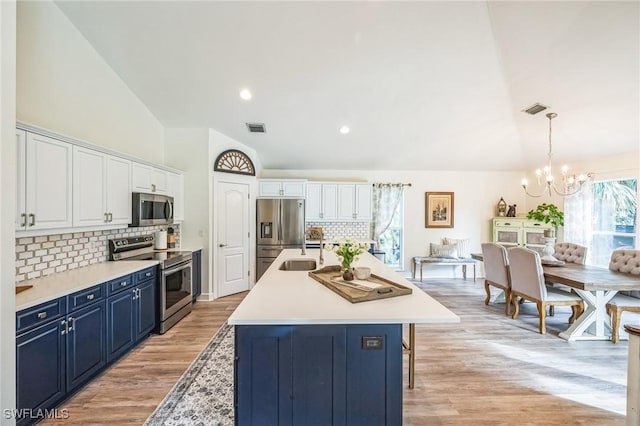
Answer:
[{"xmin": 559, "ymin": 289, "xmax": 617, "ymax": 341}]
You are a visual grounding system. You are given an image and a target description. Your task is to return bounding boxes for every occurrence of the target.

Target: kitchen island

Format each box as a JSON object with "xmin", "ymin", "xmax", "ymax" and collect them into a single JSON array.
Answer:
[{"xmin": 228, "ymin": 249, "xmax": 459, "ymax": 425}]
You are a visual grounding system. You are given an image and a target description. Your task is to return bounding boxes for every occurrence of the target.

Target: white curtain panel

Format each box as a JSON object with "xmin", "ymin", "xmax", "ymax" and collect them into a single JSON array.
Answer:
[
  {"xmin": 371, "ymin": 183, "xmax": 404, "ymax": 244},
  {"xmin": 563, "ymin": 181, "xmax": 594, "ymax": 263}
]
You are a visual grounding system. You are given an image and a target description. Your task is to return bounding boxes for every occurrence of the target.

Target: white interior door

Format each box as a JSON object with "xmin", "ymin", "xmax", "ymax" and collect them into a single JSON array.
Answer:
[{"xmin": 217, "ymin": 181, "xmax": 250, "ymax": 297}]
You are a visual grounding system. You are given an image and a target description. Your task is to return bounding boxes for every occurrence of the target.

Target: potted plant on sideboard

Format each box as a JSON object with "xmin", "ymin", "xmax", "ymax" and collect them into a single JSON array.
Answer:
[{"xmin": 526, "ymin": 203, "xmax": 564, "ymax": 237}]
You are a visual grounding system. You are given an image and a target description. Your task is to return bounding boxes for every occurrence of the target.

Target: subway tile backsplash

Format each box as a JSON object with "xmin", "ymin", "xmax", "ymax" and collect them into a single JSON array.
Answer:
[
  {"xmin": 15, "ymin": 225, "xmax": 180, "ymax": 283},
  {"xmin": 306, "ymin": 221, "xmax": 371, "ymax": 241}
]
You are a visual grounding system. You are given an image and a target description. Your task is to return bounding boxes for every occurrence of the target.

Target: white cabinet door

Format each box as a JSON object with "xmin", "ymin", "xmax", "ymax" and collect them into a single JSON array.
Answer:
[
  {"xmin": 258, "ymin": 179, "xmax": 307, "ymax": 198},
  {"xmin": 337, "ymin": 184, "xmax": 356, "ymax": 221},
  {"xmin": 152, "ymin": 168, "xmax": 168, "ymax": 193},
  {"xmin": 282, "ymin": 180, "xmax": 306, "ymax": 197},
  {"xmin": 306, "ymin": 183, "xmax": 322, "ymax": 221},
  {"xmin": 73, "ymin": 146, "xmax": 107, "ymax": 227},
  {"xmin": 25, "ymin": 133, "xmax": 73, "ymax": 230},
  {"xmin": 355, "ymin": 184, "xmax": 372, "ymax": 221},
  {"xmin": 106, "ymin": 155, "xmax": 132, "ymax": 225},
  {"xmin": 167, "ymin": 172, "xmax": 184, "ymax": 222},
  {"xmin": 132, "ymin": 163, "xmax": 153, "ymax": 192},
  {"xmin": 258, "ymin": 180, "xmax": 283, "ymax": 197},
  {"xmin": 132, "ymin": 163, "xmax": 168, "ymax": 194},
  {"xmin": 15, "ymin": 130, "xmax": 27, "ymax": 230},
  {"xmin": 322, "ymin": 184, "xmax": 338, "ymax": 221}
]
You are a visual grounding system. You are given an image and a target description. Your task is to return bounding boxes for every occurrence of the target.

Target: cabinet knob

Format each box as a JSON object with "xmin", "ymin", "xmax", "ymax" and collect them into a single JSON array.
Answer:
[
  {"xmin": 86, "ymin": 294, "xmax": 95, "ymax": 300},
  {"xmin": 145, "ymin": 272, "xmax": 151, "ymax": 277},
  {"xmin": 120, "ymin": 281, "xmax": 127, "ymax": 287},
  {"xmin": 37, "ymin": 312, "xmax": 47, "ymax": 319}
]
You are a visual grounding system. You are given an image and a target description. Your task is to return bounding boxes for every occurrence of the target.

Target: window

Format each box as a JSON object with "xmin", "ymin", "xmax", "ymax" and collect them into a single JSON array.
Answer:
[
  {"xmin": 377, "ymin": 194, "xmax": 404, "ymax": 270},
  {"xmin": 590, "ymin": 179, "xmax": 637, "ymax": 266}
]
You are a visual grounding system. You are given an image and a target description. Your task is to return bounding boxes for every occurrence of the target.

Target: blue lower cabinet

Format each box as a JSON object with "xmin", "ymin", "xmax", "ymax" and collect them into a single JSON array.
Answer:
[
  {"xmin": 66, "ymin": 301, "xmax": 107, "ymax": 392},
  {"xmin": 136, "ymin": 280, "xmax": 156, "ymax": 339},
  {"xmin": 235, "ymin": 324, "xmax": 402, "ymax": 426},
  {"xmin": 107, "ymin": 290, "xmax": 135, "ymax": 362},
  {"xmin": 16, "ymin": 320, "xmax": 66, "ymax": 425},
  {"xmin": 192, "ymin": 250, "xmax": 202, "ymax": 303}
]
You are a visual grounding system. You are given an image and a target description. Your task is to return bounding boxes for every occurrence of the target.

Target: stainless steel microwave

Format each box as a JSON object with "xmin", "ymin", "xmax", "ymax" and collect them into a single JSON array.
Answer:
[{"xmin": 131, "ymin": 192, "xmax": 174, "ymax": 227}]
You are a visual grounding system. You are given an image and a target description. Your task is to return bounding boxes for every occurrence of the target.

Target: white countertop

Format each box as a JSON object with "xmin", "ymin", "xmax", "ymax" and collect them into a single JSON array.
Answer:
[
  {"xmin": 16, "ymin": 260, "xmax": 159, "ymax": 311},
  {"xmin": 228, "ymin": 249, "xmax": 459, "ymax": 326}
]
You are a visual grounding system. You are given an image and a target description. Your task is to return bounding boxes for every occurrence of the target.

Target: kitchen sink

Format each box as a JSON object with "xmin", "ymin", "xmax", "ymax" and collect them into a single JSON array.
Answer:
[{"xmin": 279, "ymin": 259, "xmax": 317, "ymax": 271}]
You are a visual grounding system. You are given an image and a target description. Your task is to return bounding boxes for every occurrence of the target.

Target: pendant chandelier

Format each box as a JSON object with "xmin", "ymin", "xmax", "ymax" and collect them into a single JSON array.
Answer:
[{"xmin": 521, "ymin": 112, "xmax": 593, "ymax": 198}]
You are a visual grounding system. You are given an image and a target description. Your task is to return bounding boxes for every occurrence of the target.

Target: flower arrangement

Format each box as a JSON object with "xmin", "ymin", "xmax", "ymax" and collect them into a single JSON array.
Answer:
[
  {"xmin": 526, "ymin": 203, "xmax": 564, "ymax": 229},
  {"xmin": 324, "ymin": 238, "xmax": 370, "ymax": 273}
]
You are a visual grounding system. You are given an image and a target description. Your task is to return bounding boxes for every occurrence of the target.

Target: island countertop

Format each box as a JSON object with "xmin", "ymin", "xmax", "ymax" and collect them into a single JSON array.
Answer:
[{"xmin": 228, "ymin": 249, "xmax": 459, "ymax": 325}]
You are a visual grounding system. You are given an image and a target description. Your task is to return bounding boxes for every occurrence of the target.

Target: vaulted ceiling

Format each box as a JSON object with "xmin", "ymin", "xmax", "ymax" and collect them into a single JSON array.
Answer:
[{"xmin": 55, "ymin": 1, "xmax": 639, "ymax": 171}]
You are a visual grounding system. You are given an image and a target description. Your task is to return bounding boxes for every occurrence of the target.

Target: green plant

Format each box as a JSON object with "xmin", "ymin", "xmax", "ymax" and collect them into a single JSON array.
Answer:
[
  {"xmin": 324, "ymin": 238, "xmax": 370, "ymax": 272},
  {"xmin": 526, "ymin": 203, "xmax": 564, "ymax": 229}
]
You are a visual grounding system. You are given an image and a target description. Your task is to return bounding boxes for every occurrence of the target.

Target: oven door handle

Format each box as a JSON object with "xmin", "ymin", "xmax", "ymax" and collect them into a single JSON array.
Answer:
[{"xmin": 162, "ymin": 261, "xmax": 191, "ymax": 277}]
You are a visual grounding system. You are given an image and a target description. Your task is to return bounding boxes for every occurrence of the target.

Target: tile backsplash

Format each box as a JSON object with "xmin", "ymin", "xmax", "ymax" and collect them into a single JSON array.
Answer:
[
  {"xmin": 15, "ymin": 225, "xmax": 180, "ymax": 283},
  {"xmin": 306, "ymin": 221, "xmax": 371, "ymax": 241}
]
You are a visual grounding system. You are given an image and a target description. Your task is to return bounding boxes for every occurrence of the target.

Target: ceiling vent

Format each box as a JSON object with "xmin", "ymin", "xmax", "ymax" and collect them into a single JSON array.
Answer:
[
  {"xmin": 246, "ymin": 122, "xmax": 266, "ymax": 133},
  {"xmin": 522, "ymin": 103, "xmax": 549, "ymax": 115}
]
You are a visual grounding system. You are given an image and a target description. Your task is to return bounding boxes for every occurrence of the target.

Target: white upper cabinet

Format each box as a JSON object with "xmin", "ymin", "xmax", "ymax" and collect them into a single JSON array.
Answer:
[
  {"xmin": 166, "ymin": 172, "xmax": 184, "ymax": 222},
  {"xmin": 16, "ymin": 132, "xmax": 73, "ymax": 231},
  {"xmin": 307, "ymin": 182, "xmax": 369, "ymax": 222},
  {"xmin": 258, "ymin": 179, "xmax": 306, "ymax": 198},
  {"xmin": 132, "ymin": 163, "xmax": 168, "ymax": 194},
  {"xmin": 354, "ymin": 184, "xmax": 373, "ymax": 221},
  {"xmin": 73, "ymin": 148, "xmax": 132, "ymax": 227}
]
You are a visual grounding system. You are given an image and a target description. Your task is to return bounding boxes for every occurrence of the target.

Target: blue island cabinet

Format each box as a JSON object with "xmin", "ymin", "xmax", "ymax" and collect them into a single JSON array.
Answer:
[{"xmin": 235, "ymin": 324, "xmax": 402, "ymax": 426}]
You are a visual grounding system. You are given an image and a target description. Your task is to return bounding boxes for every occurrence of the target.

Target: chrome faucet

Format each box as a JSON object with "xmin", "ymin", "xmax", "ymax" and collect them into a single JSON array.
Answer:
[
  {"xmin": 301, "ymin": 222, "xmax": 306, "ymax": 255},
  {"xmin": 319, "ymin": 228, "xmax": 324, "ymax": 265}
]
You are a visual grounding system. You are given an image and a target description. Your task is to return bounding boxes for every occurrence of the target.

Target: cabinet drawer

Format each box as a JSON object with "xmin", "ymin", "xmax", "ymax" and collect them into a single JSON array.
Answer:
[
  {"xmin": 108, "ymin": 274, "xmax": 134, "ymax": 296},
  {"xmin": 136, "ymin": 267, "xmax": 156, "ymax": 283},
  {"xmin": 16, "ymin": 298, "xmax": 66, "ymax": 334},
  {"xmin": 68, "ymin": 284, "xmax": 105, "ymax": 311},
  {"xmin": 493, "ymin": 220, "xmax": 520, "ymax": 228}
]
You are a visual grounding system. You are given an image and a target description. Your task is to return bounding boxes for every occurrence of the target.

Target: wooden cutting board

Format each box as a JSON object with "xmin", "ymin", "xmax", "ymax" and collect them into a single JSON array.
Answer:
[{"xmin": 16, "ymin": 285, "xmax": 33, "ymax": 294}]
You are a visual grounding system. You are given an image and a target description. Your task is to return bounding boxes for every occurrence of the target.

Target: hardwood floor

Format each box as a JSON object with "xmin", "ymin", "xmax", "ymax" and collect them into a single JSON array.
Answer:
[{"xmin": 45, "ymin": 279, "xmax": 628, "ymax": 425}]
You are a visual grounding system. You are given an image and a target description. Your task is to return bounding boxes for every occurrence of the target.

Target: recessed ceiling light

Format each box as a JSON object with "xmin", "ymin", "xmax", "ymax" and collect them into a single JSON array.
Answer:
[
  {"xmin": 339, "ymin": 125, "xmax": 350, "ymax": 134},
  {"xmin": 239, "ymin": 88, "xmax": 252, "ymax": 101}
]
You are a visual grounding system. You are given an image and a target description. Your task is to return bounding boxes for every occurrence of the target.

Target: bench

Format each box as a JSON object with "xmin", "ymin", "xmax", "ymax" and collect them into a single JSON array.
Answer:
[
  {"xmin": 605, "ymin": 249, "xmax": 640, "ymax": 343},
  {"xmin": 412, "ymin": 257, "xmax": 478, "ymax": 282}
]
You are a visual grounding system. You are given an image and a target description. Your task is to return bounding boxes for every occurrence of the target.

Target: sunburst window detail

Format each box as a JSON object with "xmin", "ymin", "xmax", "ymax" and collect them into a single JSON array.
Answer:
[{"xmin": 214, "ymin": 149, "xmax": 255, "ymax": 176}]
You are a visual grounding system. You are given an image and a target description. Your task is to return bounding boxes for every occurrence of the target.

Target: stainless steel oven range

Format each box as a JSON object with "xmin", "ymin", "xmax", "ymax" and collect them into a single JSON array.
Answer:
[{"xmin": 109, "ymin": 235, "xmax": 192, "ymax": 334}]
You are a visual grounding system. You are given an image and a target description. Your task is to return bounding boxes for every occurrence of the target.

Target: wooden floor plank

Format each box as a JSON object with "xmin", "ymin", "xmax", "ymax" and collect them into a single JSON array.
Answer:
[{"xmin": 44, "ymin": 279, "xmax": 627, "ymax": 425}]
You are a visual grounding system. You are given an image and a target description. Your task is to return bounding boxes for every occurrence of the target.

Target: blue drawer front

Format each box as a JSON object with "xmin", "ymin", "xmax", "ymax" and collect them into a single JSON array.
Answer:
[
  {"xmin": 108, "ymin": 274, "xmax": 133, "ymax": 296},
  {"xmin": 136, "ymin": 267, "xmax": 156, "ymax": 283},
  {"xmin": 68, "ymin": 284, "xmax": 105, "ymax": 311},
  {"xmin": 16, "ymin": 298, "xmax": 66, "ymax": 334}
]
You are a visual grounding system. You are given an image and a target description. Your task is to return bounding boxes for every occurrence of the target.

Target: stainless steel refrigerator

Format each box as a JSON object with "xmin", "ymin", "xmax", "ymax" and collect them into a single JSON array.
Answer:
[{"xmin": 256, "ymin": 198, "xmax": 306, "ymax": 280}]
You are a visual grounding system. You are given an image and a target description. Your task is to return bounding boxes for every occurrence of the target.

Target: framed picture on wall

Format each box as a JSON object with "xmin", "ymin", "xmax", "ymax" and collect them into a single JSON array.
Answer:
[{"xmin": 425, "ymin": 192, "xmax": 454, "ymax": 228}]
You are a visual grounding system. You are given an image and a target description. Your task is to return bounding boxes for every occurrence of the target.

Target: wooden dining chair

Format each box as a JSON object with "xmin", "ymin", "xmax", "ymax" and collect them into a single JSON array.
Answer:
[
  {"xmin": 481, "ymin": 243, "xmax": 511, "ymax": 315},
  {"xmin": 508, "ymin": 247, "xmax": 584, "ymax": 334}
]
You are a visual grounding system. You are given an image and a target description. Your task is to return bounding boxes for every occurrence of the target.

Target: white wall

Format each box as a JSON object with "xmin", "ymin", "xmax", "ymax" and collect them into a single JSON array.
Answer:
[
  {"xmin": 17, "ymin": 1, "xmax": 164, "ymax": 164},
  {"xmin": 164, "ymin": 128, "xmax": 211, "ymax": 298},
  {"xmin": 262, "ymin": 169, "xmax": 526, "ymax": 276},
  {"xmin": 1, "ymin": 0, "xmax": 17, "ymax": 420}
]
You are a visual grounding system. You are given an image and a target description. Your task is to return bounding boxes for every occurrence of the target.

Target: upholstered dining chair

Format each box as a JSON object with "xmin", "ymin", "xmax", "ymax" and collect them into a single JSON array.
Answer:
[
  {"xmin": 481, "ymin": 243, "xmax": 511, "ymax": 315},
  {"xmin": 508, "ymin": 247, "xmax": 584, "ymax": 334},
  {"xmin": 548, "ymin": 242, "xmax": 588, "ymax": 316},
  {"xmin": 607, "ymin": 249, "xmax": 640, "ymax": 343},
  {"xmin": 554, "ymin": 242, "xmax": 588, "ymax": 265}
]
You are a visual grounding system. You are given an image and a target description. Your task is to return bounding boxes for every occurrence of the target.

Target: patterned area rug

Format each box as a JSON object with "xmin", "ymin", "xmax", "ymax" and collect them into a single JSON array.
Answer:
[{"xmin": 144, "ymin": 324, "xmax": 235, "ymax": 426}]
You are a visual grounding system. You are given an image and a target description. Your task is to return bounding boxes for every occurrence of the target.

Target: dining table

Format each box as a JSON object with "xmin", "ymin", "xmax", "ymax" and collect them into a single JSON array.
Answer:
[
  {"xmin": 542, "ymin": 262, "xmax": 640, "ymax": 341},
  {"xmin": 471, "ymin": 252, "xmax": 640, "ymax": 341}
]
